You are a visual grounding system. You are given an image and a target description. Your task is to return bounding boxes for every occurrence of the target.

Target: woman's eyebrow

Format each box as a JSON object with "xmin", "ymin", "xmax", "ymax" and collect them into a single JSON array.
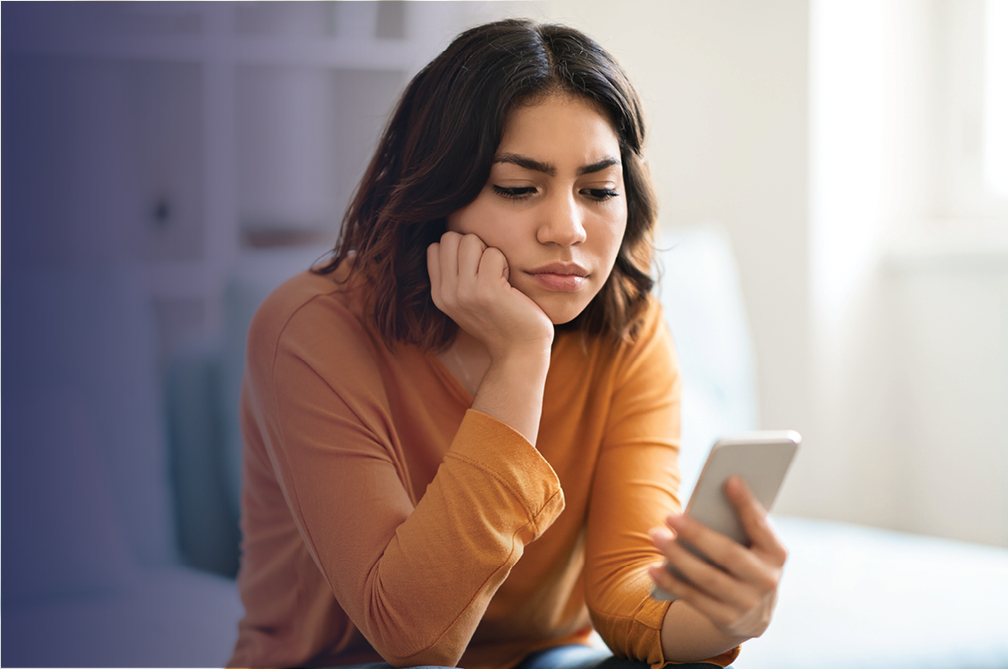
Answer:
[
  {"xmin": 492, "ymin": 153, "xmax": 622, "ymax": 176},
  {"xmin": 577, "ymin": 156, "xmax": 621, "ymax": 176},
  {"xmin": 493, "ymin": 153, "xmax": 555, "ymax": 175}
]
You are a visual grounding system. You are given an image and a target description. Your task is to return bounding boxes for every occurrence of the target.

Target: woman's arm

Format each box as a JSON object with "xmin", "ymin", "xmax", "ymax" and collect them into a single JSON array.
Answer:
[
  {"xmin": 583, "ymin": 302, "xmax": 764, "ymax": 667},
  {"xmin": 247, "ymin": 259, "xmax": 562, "ymax": 666},
  {"xmin": 427, "ymin": 231, "xmax": 555, "ymax": 445},
  {"xmin": 582, "ymin": 301, "xmax": 687, "ymax": 664}
]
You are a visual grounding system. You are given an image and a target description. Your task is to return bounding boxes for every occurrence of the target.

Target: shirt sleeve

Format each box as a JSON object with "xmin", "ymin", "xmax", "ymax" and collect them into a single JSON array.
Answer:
[
  {"xmin": 583, "ymin": 301, "xmax": 739, "ymax": 668},
  {"xmin": 247, "ymin": 298, "xmax": 565, "ymax": 668}
]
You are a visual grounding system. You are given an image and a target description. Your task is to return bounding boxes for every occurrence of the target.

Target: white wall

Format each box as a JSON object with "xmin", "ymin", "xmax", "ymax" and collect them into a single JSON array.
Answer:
[{"xmin": 803, "ymin": 0, "xmax": 1008, "ymax": 546}]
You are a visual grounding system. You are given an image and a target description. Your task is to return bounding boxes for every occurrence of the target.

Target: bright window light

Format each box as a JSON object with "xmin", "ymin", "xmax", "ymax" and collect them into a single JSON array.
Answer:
[{"xmin": 984, "ymin": 0, "xmax": 1008, "ymax": 197}]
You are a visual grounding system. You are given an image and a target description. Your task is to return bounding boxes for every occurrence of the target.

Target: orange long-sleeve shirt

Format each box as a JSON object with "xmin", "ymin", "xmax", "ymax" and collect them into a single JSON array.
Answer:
[{"xmin": 229, "ymin": 270, "xmax": 739, "ymax": 669}]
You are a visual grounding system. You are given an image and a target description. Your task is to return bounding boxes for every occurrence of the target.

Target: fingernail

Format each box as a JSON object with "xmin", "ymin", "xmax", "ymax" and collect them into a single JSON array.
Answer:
[{"xmin": 666, "ymin": 513, "xmax": 684, "ymax": 528}]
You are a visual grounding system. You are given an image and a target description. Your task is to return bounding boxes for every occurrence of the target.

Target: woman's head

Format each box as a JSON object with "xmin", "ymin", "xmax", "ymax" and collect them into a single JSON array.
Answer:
[{"xmin": 318, "ymin": 18, "xmax": 657, "ymax": 349}]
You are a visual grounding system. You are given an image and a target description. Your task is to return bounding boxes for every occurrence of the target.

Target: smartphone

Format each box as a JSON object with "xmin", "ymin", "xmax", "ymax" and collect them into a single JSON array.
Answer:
[{"xmin": 651, "ymin": 430, "xmax": 800, "ymax": 601}]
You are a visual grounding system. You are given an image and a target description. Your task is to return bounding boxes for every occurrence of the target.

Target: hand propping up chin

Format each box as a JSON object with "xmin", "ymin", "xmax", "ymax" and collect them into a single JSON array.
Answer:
[{"xmin": 427, "ymin": 231, "xmax": 554, "ymax": 362}]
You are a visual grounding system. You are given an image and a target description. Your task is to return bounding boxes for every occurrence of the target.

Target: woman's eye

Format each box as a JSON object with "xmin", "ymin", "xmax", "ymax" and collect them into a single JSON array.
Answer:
[
  {"xmin": 583, "ymin": 188, "xmax": 619, "ymax": 202},
  {"xmin": 493, "ymin": 185, "xmax": 537, "ymax": 200}
]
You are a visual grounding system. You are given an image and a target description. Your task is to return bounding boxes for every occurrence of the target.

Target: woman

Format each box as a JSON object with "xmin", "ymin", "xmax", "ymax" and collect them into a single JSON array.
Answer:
[{"xmin": 230, "ymin": 19, "xmax": 785, "ymax": 669}]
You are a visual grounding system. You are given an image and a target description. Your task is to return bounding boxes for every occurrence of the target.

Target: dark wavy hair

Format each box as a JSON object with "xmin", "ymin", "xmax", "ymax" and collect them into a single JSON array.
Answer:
[{"xmin": 315, "ymin": 18, "xmax": 657, "ymax": 351}]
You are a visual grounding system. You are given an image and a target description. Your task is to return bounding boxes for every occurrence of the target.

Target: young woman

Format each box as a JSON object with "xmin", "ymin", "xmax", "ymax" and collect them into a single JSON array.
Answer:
[{"xmin": 229, "ymin": 19, "xmax": 786, "ymax": 669}]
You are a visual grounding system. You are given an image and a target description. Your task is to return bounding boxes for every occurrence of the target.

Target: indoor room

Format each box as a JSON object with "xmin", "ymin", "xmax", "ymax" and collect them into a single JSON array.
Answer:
[{"xmin": 3, "ymin": 2, "xmax": 1006, "ymax": 667}]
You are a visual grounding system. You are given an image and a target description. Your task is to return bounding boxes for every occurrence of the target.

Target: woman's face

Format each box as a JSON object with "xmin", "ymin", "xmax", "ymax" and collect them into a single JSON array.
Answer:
[{"xmin": 447, "ymin": 93, "xmax": 628, "ymax": 325}]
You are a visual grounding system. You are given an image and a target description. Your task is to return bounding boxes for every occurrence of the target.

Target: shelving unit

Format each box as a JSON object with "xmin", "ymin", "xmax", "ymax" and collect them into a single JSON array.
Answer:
[{"xmin": 5, "ymin": 2, "xmax": 538, "ymax": 357}]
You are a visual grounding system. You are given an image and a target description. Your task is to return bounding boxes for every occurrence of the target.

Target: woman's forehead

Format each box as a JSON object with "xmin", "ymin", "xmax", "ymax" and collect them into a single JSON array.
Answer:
[{"xmin": 496, "ymin": 93, "xmax": 621, "ymax": 167}]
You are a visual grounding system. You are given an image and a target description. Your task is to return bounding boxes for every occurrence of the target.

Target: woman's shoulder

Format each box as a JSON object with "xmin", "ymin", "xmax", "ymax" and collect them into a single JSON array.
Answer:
[
  {"xmin": 620, "ymin": 293, "xmax": 676, "ymax": 369},
  {"xmin": 247, "ymin": 270, "xmax": 372, "ymax": 365}
]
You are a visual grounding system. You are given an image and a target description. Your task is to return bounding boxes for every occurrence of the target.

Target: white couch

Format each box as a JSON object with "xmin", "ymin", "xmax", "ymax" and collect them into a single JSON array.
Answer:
[{"xmin": 3, "ymin": 226, "xmax": 1006, "ymax": 667}]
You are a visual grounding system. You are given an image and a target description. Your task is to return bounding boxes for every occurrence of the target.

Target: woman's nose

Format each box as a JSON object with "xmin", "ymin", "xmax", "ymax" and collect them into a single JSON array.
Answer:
[{"xmin": 536, "ymin": 192, "xmax": 587, "ymax": 246}]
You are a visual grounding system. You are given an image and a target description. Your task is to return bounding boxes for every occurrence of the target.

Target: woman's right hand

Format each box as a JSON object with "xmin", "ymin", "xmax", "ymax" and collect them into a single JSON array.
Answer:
[{"xmin": 427, "ymin": 231, "xmax": 554, "ymax": 363}]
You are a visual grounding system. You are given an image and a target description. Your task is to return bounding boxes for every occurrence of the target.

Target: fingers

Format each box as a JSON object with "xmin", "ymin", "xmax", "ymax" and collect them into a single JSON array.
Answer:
[
  {"xmin": 649, "ymin": 514, "xmax": 784, "ymax": 640},
  {"xmin": 479, "ymin": 246, "xmax": 510, "ymax": 283},
  {"xmin": 647, "ymin": 479, "xmax": 788, "ymax": 640},
  {"xmin": 647, "ymin": 562, "xmax": 750, "ymax": 637},
  {"xmin": 429, "ymin": 232, "xmax": 489, "ymax": 281},
  {"xmin": 650, "ymin": 525, "xmax": 763, "ymax": 612},
  {"xmin": 457, "ymin": 232, "xmax": 487, "ymax": 281},
  {"xmin": 428, "ymin": 231, "xmax": 506, "ymax": 320},
  {"xmin": 428, "ymin": 232, "xmax": 479, "ymax": 307},
  {"xmin": 426, "ymin": 230, "xmax": 552, "ymax": 356},
  {"xmin": 724, "ymin": 477, "xmax": 788, "ymax": 566},
  {"xmin": 665, "ymin": 512, "xmax": 781, "ymax": 593}
]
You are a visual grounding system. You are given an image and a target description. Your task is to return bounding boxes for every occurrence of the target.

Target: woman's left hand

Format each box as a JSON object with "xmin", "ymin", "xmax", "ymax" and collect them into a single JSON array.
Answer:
[{"xmin": 647, "ymin": 476, "xmax": 787, "ymax": 640}]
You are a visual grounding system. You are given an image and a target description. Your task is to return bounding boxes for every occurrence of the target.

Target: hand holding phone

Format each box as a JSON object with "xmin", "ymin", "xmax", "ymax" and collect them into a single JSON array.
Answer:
[{"xmin": 651, "ymin": 431, "xmax": 799, "ymax": 602}]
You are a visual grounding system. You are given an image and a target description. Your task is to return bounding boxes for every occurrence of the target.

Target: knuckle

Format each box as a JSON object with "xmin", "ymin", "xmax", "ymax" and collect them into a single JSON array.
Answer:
[
  {"xmin": 741, "ymin": 590, "xmax": 763, "ymax": 610},
  {"xmin": 483, "ymin": 247, "xmax": 505, "ymax": 264},
  {"xmin": 755, "ymin": 571, "xmax": 778, "ymax": 593}
]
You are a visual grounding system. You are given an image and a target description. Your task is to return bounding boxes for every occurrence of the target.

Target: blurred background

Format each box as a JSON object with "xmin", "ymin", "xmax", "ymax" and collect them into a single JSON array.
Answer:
[{"xmin": 3, "ymin": 1, "xmax": 1007, "ymax": 667}]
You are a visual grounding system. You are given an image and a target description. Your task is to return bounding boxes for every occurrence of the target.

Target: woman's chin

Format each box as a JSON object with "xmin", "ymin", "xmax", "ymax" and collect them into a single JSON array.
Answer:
[{"xmin": 539, "ymin": 299, "xmax": 592, "ymax": 326}]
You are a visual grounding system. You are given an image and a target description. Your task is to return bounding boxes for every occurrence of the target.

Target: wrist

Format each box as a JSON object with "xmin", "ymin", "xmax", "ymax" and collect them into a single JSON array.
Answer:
[
  {"xmin": 472, "ymin": 346, "xmax": 551, "ymax": 448},
  {"xmin": 489, "ymin": 344, "xmax": 551, "ymax": 379}
]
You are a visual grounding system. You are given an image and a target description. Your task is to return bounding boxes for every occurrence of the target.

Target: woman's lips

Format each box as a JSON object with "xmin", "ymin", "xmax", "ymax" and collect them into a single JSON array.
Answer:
[{"xmin": 527, "ymin": 263, "xmax": 589, "ymax": 292}]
